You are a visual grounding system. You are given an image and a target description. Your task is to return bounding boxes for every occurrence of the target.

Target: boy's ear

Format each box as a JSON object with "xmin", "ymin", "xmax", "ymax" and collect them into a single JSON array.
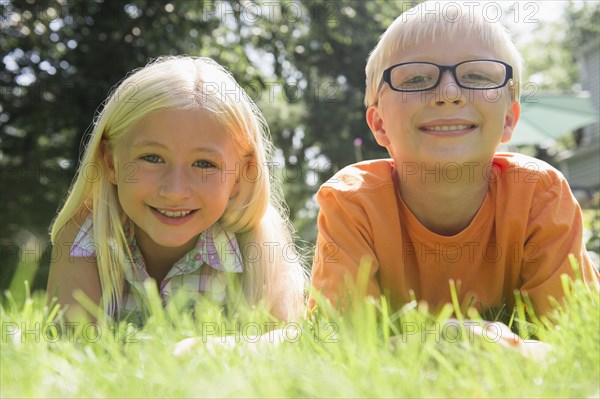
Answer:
[
  {"xmin": 500, "ymin": 101, "xmax": 520, "ymax": 143},
  {"xmin": 366, "ymin": 105, "xmax": 390, "ymax": 147},
  {"xmin": 100, "ymin": 139, "xmax": 117, "ymax": 185}
]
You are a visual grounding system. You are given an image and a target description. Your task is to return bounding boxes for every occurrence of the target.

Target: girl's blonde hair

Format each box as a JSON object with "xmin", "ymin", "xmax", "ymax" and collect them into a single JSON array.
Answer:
[
  {"xmin": 50, "ymin": 56, "xmax": 306, "ymax": 320},
  {"xmin": 365, "ymin": 1, "xmax": 523, "ymax": 107}
]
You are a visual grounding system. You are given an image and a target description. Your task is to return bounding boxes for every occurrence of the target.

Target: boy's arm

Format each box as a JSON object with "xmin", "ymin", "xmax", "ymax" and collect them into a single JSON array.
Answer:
[
  {"xmin": 309, "ymin": 186, "xmax": 382, "ymax": 310},
  {"xmin": 520, "ymin": 174, "xmax": 600, "ymax": 316}
]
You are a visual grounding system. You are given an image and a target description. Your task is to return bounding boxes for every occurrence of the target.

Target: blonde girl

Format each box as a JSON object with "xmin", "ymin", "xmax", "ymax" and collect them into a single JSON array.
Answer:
[{"xmin": 47, "ymin": 56, "xmax": 306, "ymax": 322}]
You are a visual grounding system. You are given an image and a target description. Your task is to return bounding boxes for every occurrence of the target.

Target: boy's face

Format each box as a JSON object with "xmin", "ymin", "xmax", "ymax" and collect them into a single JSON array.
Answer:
[{"xmin": 367, "ymin": 35, "xmax": 520, "ymax": 168}]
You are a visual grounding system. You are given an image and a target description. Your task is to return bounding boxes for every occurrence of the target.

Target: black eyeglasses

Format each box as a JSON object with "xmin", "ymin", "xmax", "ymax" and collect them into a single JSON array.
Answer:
[{"xmin": 379, "ymin": 59, "xmax": 513, "ymax": 93}]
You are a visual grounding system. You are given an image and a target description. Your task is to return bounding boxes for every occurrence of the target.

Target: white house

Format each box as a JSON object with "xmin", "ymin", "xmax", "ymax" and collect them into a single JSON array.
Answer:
[{"xmin": 558, "ymin": 37, "xmax": 600, "ymax": 191}]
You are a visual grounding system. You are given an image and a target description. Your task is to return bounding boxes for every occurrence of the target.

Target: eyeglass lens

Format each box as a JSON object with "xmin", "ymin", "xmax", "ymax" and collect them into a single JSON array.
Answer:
[{"xmin": 389, "ymin": 61, "xmax": 507, "ymax": 91}]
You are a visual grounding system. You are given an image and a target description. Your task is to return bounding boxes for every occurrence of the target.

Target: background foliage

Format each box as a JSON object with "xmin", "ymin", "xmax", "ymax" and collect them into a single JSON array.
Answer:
[{"xmin": 1, "ymin": 0, "xmax": 597, "ymax": 294}]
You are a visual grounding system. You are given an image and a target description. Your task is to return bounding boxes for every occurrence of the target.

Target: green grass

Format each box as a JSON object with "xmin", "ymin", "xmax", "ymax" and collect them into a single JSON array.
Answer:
[{"xmin": 1, "ymin": 268, "xmax": 599, "ymax": 398}]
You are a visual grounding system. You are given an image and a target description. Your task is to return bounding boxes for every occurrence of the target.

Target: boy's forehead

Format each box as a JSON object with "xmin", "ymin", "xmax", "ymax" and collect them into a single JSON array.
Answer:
[{"xmin": 388, "ymin": 36, "xmax": 500, "ymax": 65}]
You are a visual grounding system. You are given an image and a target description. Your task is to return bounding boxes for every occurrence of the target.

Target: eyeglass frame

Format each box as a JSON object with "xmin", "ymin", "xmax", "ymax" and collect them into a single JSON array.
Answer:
[{"xmin": 377, "ymin": 59, "xmax": 514, "ymax": 94}]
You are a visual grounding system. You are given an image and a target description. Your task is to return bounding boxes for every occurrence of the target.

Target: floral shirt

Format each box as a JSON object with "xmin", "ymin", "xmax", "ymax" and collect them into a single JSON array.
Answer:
[{"xmin": 70, "ymin": 217, "xmax": 243, "ymax": 320}]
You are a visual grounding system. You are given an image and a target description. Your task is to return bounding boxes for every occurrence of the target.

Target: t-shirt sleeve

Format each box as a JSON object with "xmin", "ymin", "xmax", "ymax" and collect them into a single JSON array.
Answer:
[
  {"xmin": 69, "ymin": 217, "xmax": 97, "ymax": 257},
  {"xmin": 520, "ymin": 172, "xmax": 600, "ymax": 316},
  {"xmin": 309, "ymin": 186, "xmax": 382, "ymax": 310}
]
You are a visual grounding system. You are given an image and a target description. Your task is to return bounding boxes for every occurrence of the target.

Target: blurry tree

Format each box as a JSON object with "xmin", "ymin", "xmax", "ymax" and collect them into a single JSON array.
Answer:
[
  {"xmin": 0, "ymin": 0, "xmax": 255, "ymax": 291},
  {"xmin": 1, "ymin": 0, "xmax": 417, "ymax": 292},
  {"xmin": 564, "ymin": 0, "xmax": 600, "ymax": 60},
  {"xmin": 2, "ymin": 0, "xmax": 416, "ymax": 239},
  {"xmin": 520, "ymin": 23, "xmax": 579, "ymax": 92},
  {"xmin": 520, "ymin": 0, "xmax": 599, "ymax": 92},
  {"xmin": 513, "ymin": 1, "xmax": 599, "ymax": 164},
  {"xmin": 0, "ymin": 0, "xmax": 265, "ymax": 242},
  {"xmin": 234, "ymin": 0, "xmax": 416, "ymax": 241}
]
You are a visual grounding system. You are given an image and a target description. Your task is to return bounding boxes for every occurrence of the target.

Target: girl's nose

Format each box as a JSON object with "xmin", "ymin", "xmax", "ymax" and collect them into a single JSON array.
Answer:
[
  {"xmin": 158, "ymin": 166, "xmax": 193, "ymax": 200},
  {"xmin": 431, "ymin": 71, "xmax": 466, "ymax": 107}
]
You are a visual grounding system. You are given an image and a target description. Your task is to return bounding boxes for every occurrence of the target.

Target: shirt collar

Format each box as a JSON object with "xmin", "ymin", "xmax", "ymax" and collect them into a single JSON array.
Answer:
[{"xmin": 122, "ymin": 220, "xmax": 244, "ymax": 284}]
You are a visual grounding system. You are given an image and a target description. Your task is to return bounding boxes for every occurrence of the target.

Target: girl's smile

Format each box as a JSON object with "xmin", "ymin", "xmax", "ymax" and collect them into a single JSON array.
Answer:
[{"xmin": 150, "ymin": 207, "xmax": 199, "ymax": 225}]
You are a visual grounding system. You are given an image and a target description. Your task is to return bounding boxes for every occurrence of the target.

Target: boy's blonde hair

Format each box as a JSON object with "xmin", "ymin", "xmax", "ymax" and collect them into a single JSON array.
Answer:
[
  {"xmin": 51, "ymin": 56, "xmax": 306, "ymax": 320},
  {"xmin": 365, "ymin": 1, "xmax": 523, "ymax": 107}
]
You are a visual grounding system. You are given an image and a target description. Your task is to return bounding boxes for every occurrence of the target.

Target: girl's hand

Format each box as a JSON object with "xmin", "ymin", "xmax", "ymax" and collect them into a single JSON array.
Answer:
[
  {"xmin": 172, "ymin": 336, "xmax": 235, "ymax": 356},
  {"xmin": 172, "ymin": 327, "xmax": 300, "ymax": 356}
]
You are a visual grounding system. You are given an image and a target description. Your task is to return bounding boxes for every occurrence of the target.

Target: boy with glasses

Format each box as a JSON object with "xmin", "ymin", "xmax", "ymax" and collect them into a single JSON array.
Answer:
[{"xmin": 310, "ymin": 3, "xmax": 599, "ymax": 323}]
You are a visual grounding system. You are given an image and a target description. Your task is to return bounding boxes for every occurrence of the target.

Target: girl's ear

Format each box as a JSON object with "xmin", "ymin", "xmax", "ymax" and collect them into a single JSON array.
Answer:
[
  {"xmin": 501, "ymin": 101, "xmax": 520, "ymax": 143},
  {"xmin": 230, "ymin": 177, "xmax": 241, "ymax": 199},
  {"xmin": 366, "ymin": 105, "xmax": 390, "ymax": 147},
  {"xmin": 100, "ymin": 139, "xmax": 117, "ymax": 185},
  {"xmin": 228, "ymin": 158, "xmax": 248, "ymax": 200}
]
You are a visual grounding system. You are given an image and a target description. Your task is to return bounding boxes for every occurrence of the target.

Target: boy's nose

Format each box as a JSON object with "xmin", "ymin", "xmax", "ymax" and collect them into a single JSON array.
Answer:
[
  {"xmin": 158, "ymin": 166, "xmax": 193, "ymax": 200},
  {"xmin": 430, "ymin": 71, "xmax": 466, "ymax": 107}
]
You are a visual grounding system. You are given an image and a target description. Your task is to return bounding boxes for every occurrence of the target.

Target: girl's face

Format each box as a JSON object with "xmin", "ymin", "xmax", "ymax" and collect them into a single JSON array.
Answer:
[{"xmin": 104, "ymin": 108, "xmax": 241, "ymax": 257}]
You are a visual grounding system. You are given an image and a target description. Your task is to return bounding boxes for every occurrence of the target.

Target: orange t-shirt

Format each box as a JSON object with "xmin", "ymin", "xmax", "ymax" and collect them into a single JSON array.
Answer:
[{"xmin": 310, "ymin": 153, "xmax": 599, "ymax": 316}]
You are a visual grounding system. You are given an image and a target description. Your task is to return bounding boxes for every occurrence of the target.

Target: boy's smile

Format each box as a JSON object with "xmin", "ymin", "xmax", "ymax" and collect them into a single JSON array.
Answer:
[
  {"xmin": 367, "ymin": 35, "xmax": 519, "ymax": 167},
  {"xmin": 417, "ymin": 118, "xmax": 478, "ymax": 137}
]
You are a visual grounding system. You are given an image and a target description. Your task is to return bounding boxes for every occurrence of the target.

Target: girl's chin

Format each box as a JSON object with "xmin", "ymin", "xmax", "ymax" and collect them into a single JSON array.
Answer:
[
  {"xmin": 154, "ymin": 238, "xmax": 198, "ymax": 249},
  {"xmin": 140, "ymin": 232, "xmax": 199, "ymax": 251}
]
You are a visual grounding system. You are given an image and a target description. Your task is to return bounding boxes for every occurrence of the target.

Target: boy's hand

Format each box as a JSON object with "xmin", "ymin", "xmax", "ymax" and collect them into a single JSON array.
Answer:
[
  {"xmin": 443, "ymin": 319, "xmax": 552, "ymax": 361},
  {"xmin": 389, "ymin": 319, "xmax": 551, "ymax": 361}
]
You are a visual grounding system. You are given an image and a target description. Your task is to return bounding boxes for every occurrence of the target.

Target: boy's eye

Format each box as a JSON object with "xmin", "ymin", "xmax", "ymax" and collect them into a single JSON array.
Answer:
[
  {"xmin": 461, "ymin": 72, "xmax": 494, "ymax": 83},
  {"xmin": 405, "ymin": 75, "xmax": 428, "ymax": 84},
  {"xmin": 464, "ymin": 73, "xmax": 489, "ymax": 80},
  {"xmin": 141, "ymin": 155, "xmax": 163, "ymax": 163},
  {"xmin": 193, "ymin": 160, "xmax": 217, "ymax": 168},
  {"xmin": 395, "ymin": 74, "xmax": 434, "ymax": 90}
]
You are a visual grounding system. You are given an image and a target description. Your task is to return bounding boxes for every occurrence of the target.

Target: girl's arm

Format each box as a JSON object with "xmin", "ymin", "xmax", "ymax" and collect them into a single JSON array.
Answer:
[{"xmin": 47, "ymin": 214, "xmax": 102, "ymax": 321}]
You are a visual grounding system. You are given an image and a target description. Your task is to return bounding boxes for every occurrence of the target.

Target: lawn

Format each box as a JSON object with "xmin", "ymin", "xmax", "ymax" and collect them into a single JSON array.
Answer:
[{"xmin": 1, "ymin": 265, "xmax": 599, "ymax": 398}]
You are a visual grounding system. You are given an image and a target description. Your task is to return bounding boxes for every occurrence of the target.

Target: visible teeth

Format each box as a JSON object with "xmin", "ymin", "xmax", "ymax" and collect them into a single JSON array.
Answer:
[
  {"xmin": 424, "ymin": 124, "xmax": 473, "ymax": 131},
  {"xmin": 156, "ymin": 209, "xmax": 193, "ymax": 218}
]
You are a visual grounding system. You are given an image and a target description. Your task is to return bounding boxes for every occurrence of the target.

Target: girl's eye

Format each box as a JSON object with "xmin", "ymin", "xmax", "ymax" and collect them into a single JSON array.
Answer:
[
  {"xmin": 141, "ymin": 155, "xmax": 163, "ymax": 163},
  {"xmin": 193, "ymin": 160, "xmax": 217, "ymax": 168}
]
